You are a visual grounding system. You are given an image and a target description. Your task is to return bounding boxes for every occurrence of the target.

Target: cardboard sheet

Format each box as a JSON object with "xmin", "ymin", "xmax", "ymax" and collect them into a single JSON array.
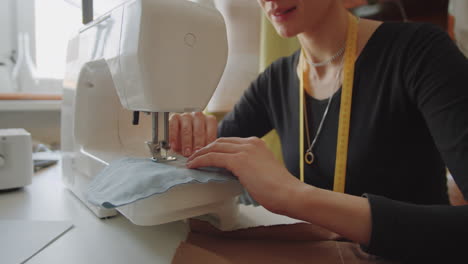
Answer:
[{"xmin": 172, "ymin": 219, "xmax": 395, "ymax": 264}]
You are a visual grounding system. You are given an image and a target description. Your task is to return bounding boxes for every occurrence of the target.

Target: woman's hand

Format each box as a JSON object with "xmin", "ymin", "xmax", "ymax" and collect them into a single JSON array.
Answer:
[
  {"xmin": 169, "ymin": 112, "xmax": 218, "ymax": 157},
  {"xmin": 187, "ymin": 137, "xmax": 373, "ymax": 245},
  {"xmin": 186, "ymin": 137, "xmax": 303, "ymax": 214}
]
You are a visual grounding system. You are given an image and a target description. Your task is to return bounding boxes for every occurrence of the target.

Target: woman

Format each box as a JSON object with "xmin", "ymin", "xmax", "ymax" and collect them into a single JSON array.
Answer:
[{"xmin": 170, "ymin": 0, "xmax": 468, "ymax": 262}]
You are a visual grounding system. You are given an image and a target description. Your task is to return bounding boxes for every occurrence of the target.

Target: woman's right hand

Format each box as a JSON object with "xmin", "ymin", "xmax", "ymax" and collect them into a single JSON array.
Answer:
[{"xmin": 169, "ymin": 112, "xmax": 218, "ymax": 157}]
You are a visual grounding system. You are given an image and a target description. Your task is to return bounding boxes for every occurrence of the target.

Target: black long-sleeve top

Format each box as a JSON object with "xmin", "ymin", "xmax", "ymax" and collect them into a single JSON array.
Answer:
[
  {"xmin": 367, "ymin": 194, "xmax": 468, "ymax": 262},
  {"xmin": 218, "ymin": 22, "xmax": 468, "ymax": 262}
]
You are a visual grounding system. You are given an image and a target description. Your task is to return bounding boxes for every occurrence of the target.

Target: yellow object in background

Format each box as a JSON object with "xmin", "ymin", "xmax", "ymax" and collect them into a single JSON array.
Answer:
[
  {"xmin": 259, "ymin": 14, "xmax": 300, "ymax": 164},
  {"xmin": 259, "ymin": 15, "xmax": 300, "ymax": 72}
]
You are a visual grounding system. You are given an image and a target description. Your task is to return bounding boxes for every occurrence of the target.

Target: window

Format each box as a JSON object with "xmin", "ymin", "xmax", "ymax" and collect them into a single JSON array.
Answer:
[{"xmin": 35, "ymin": 0, "xmax": 82, "ymax": 80}]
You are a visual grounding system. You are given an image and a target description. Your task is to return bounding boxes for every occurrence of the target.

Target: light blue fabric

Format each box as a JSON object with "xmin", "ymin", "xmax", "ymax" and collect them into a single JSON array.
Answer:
[{"xmin": 86, "ymin": 157, "xmax": 239, "ymax": 209}]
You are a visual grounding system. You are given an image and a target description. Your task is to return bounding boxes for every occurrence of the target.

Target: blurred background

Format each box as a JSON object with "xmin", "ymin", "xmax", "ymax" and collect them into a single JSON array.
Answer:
[{"xmin": 0, "ymin": 0, "xmax": 463, "ymax": 149}]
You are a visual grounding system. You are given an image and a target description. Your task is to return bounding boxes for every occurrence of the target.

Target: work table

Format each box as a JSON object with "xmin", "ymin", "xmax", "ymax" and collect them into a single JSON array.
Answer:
[{"xmin": 0, "ymin": 160, "xmax": 299, "ymax": 264}]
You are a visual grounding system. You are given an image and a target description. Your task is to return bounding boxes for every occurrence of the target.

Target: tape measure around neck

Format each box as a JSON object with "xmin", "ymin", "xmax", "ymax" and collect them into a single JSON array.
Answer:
[{"xmin": 299, "ymin": 13, "xmax": 358, "ymax": 193}]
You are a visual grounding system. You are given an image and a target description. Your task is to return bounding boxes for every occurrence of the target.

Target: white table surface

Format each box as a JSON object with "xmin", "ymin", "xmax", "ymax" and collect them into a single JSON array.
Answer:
[{"xmin": 0, "ymin": 161, "xmax": 300, "ymax": 264}]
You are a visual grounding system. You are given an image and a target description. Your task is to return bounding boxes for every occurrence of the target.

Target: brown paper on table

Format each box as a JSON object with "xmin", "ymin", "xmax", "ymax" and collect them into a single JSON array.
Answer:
[{"xmin": 172, "ymin": 219, "xmax": 396, "ymax": 264}]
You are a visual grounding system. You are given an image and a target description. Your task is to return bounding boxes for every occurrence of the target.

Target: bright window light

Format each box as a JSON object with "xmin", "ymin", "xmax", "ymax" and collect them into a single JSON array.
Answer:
[{"xmin": 35, "ymin": 0, "xmax": 82, "ymax": 79}]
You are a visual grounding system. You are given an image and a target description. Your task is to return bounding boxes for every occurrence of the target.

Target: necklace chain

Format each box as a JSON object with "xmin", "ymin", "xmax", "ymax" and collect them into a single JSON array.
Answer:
[
  {"xmin": 303, "ymin": 56, "xmax": 344, "ymax": 164},
  {"xmin": 303, "ymin": 16, "xmax": 360, "ymax": 164},
  {"xmin": 307, "ymin": 17, "xmax": 360, "ymax": 68},
  {"xmin": 306, "ymin": 44, "xmax": 345, "ymax": 67}
]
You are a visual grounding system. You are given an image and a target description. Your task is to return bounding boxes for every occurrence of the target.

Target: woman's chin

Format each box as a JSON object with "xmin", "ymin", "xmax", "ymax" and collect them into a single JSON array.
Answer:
[{"xmin": 276, "ymin": 27, "xmax": 299, "ymax": 39}]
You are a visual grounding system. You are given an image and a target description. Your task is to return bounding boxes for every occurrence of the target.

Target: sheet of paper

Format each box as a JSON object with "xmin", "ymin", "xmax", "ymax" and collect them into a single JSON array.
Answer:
[{"xmin": 0, "ymin": 220, "xmax": 73, "ymax": 264}]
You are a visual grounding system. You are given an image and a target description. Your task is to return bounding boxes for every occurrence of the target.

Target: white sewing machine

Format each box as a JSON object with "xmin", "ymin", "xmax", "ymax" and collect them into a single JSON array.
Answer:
[{"xmin": 61, "ymin": 0, "xmax": 242, "ymax": 229}]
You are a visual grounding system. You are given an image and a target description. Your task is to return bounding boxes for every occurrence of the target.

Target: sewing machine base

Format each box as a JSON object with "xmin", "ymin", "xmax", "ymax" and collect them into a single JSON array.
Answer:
[{"xmin": 62, "ymin": 151, "xmax": 242, "ymax": 229}]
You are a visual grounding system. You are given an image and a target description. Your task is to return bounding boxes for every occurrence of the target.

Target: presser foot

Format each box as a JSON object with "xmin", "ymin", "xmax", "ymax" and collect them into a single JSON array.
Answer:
[
  {"xmin": 146, "ymin": 141, "xmax": 177, "ymax": 162},
  {"xmin": 150, "ymin": 155, "xmax": 177, "ymax": 162}
]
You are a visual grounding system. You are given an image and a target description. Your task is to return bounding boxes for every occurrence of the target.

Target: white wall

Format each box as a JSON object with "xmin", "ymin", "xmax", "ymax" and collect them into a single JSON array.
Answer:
[
  {"xmin": 0, "ymin": 0, "xmax": 15, "ymax": 60},
  {"xmin": 64, "ymin": 0, "xmax": 130, "ymax": 18},
  {"xmin": 16, "ymin": 0, "xmax": 36, "ymax": 62},
  {"xmin": 0, "ymin": 110, "xmax": 61, "ymax": 146},
  {"xmin": 0, "ymin": 0, "xmax": 60, "ymax": 146},
  {"xmin": 0, "ymin": 0, "xmax": 17, "ymax": 92},
  {"xmin": 0, "ymin": 0, "xmax": 37, "ymax": 93}
]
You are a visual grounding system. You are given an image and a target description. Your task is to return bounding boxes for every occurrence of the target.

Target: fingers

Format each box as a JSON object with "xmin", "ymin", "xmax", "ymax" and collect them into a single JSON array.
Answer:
[
  {"xmin": 187, "ymin": 137, "xmax": 262, "ymax": 161},
  {"xmin": 180, "ymin": 113, "xmax": 193, "ymax": 157},
  {"xmin": 169, "ymin": 114, "xmax": 181, "ymax": 152},
  {"xmin": 186, "ymin": 152, "xmax": 235, "ymax": 172},
  {"xmin": 192, "ymin": 112, "xmax": 206, "ymax": 152},
  {"xmin": 187, "ymin": 142, "xmax": 243, "ymax": 162},
  {"xmin": 216, "ymin": 136, "xmax": 264, "ymax": 146},
  {"xmin": 205, "ymin": 115, "xmax": 218, "ymax": 144},
  {"xmin": 169, "ymin": 112, "xmax": 219, "ymax": 157}
]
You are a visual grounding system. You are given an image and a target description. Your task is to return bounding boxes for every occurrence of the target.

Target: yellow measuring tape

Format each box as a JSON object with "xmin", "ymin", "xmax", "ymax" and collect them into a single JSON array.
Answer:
[{"xmin": 299, "ymin": 13, "xmax": 359, "ymax": 193}]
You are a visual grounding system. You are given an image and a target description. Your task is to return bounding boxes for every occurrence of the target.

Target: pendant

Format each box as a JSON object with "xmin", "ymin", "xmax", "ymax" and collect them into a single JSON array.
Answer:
[{"xmin": 304, "ymin": 151, "xmax": 314, "ymax": 165}]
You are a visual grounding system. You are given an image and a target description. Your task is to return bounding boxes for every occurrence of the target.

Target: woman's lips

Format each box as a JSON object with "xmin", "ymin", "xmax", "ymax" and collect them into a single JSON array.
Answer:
[{"xmin": 271, "ymin": 6, "xmax": 297, "ymax": 22}]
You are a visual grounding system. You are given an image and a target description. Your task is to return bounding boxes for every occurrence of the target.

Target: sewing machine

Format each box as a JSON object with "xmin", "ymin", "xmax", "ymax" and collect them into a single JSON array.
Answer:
[{"xmin": 61, "ymin": 0, "xmax": 242, "ymax": 229}]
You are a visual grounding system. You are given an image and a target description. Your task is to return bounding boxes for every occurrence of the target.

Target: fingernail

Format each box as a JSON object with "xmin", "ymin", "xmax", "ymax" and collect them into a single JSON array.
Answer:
[
  {"xmin": 184, "ymin": 148, "xmax": 191, "ymax": 156},
  {"xmin": 186, "ymin": 161, "xmax": 192, "ymax": 168}
]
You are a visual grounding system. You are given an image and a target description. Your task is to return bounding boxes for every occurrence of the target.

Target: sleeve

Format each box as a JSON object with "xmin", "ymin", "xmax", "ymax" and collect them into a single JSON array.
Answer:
[
  {"xmin": 365, "ymin": 194, "xmax": 468, "ymax": 262},
  {"xmin": 218, "ymin": 65, "xmax": 275, "ymax": 138},
  {"xmin": 404, "ymin": 24, "xmax": 468, "ymax": 198}
]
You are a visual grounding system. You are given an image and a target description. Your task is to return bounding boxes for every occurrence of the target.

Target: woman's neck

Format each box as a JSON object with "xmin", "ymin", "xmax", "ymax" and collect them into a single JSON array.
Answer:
[{"xmin": 297, "ymin": 6, "xmax": 349, "ymax": 76}]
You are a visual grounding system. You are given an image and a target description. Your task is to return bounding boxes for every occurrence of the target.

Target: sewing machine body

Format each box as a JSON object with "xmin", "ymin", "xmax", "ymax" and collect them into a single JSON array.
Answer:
[{"xmin": 61, "ymin": 0, "xmax": 242, "ymax": 228}]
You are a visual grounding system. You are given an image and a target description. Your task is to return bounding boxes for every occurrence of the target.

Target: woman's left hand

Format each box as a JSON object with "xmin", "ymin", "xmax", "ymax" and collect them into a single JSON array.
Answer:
[{"xmin": 186, "ymin": 137, "xmax": 303, "ymax": 214}]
